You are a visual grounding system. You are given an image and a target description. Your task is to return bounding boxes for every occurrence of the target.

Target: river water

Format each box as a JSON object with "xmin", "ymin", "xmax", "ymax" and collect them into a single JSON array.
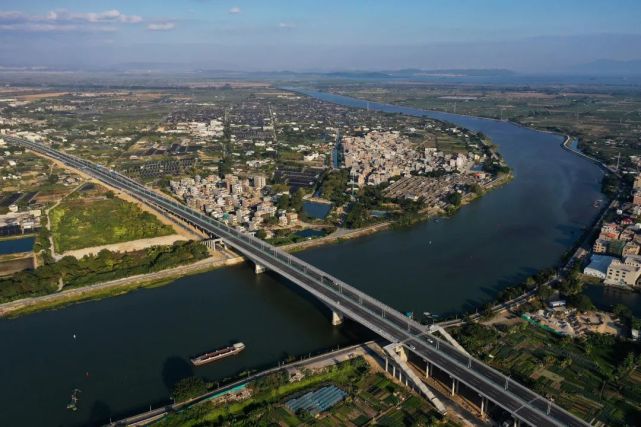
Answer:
[{"xmin": 0, "ymin": 91, "xmax": 606, "ymax": 426}]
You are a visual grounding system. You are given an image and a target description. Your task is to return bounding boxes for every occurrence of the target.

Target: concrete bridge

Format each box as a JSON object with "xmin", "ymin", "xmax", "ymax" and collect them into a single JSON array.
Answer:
[{"xmin": 7, "ymin": 135, "xmax": 589, "ymax": 427}]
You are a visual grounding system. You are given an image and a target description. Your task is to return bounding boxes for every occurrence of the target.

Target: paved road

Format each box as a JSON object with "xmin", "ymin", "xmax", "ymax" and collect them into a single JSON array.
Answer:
[{"xmin": 8, "ymin": 136, "xmax": 589, "ymax": 427}]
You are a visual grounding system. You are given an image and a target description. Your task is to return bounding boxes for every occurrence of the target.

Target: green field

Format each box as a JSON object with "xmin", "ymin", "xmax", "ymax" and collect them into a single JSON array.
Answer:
[
  {"xmin": 453, "ymin": 321, "xmax": 641, "ymax": 426},
  {"xmin": 50, "ymin": 189, "xmax": 174, "ymax": 252}
]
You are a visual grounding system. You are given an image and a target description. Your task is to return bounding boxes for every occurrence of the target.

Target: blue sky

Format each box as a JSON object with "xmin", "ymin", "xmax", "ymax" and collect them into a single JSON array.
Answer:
[{"xmin": 1, "ymin": 0, "xmax": 640, "ymax": 71}]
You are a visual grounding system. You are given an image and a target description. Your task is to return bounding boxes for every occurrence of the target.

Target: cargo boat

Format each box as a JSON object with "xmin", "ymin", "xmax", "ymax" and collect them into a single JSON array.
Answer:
[{"xmin": 191, "ymin": 342, "xmax": 245, "ymax": 366}]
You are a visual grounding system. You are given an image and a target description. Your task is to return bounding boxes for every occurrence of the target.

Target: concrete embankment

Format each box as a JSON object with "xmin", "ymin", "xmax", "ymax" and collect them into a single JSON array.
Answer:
[
  {"xmin": 282, "ymin": 221, "xmax": 391, "ymax": 252},
  {"xmin": 561, "ymin": 135, "xmax": 617, "ymax": 174}
]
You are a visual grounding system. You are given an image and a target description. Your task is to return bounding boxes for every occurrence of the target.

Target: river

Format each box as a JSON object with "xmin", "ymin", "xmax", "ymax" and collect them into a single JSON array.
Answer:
[{"xmin": 0, "ymin": 90, "xmax": 605, "ymax": 426}]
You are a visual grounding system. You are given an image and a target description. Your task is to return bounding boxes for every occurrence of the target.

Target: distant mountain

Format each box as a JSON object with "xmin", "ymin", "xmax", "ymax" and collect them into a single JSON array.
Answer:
[
  {"xmin": 389, "ymin": 68, "xmax": 515, "ymax": 77},
  {"xmin": 569, "ymin": 59, "xmax": 641, "ymax": 76},
  {"xmin": 320, "ymin": 69, "xmax": 514, "ymax": 79}
]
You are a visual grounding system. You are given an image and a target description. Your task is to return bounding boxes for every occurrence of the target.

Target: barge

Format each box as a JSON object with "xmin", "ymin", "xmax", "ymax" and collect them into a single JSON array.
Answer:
[{"xmin": 191, "ymin": 342, "xmax": 245, "ymax": 366}]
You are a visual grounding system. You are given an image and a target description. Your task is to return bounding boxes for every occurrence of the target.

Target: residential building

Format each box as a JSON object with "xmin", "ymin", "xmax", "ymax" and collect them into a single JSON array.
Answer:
[
  {"xmin": 605, "ymin": 259, "xmax": 641, "ymax": 287},
  {"xmin": 583, "ymin": 254, "xmax": 615, "ymax": 279}
]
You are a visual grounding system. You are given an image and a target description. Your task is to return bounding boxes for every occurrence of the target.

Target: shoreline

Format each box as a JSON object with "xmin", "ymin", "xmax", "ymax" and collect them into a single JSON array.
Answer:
[
  {"xmin": 0, "ymin": 94, "xmax": 602, "ymax": 320},
  {"xmin": 0, "ymin": 251, "xmax": 244, "ymax": 318},
  {"xmin": 0, "ymin": 171, "xmax": 508, "ymax": 319},
  {"xmin": 0, "ymin": 143, "xmax": 513, "ymax": 318}
]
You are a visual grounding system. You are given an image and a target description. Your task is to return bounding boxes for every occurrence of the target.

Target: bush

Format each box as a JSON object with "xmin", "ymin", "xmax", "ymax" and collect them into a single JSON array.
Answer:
[{"xmin": 172, "ymin": 376, "xmax": 208, "ymax": 402}]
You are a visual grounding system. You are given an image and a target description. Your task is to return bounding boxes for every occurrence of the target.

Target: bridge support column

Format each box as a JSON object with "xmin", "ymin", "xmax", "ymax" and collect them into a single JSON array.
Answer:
[
  {"xmin": 450, "ymin": 377, "xmax": 459, "ymax": 396},
  {"xmin": 331, "ymin": 310, "xmax": 344, "ymax": 326},
  {"xmin": 513, "ymin": 417, "xmax": 520, "ymax": 427},
  {"xmin": 385, "ymin": 357, "xmax": 389, "ymax": 372},
  {"xmin": 397, "ymin": 345, "xmax": 408, "ymax": 362},
  {"xmin": 425, "ymin": 361, "xmax": 432, "ymax": 379},
  {"xmin": 392, "ymin": 365, "xmax": 396, "ymax": 377},
  {"xmin": 254, "ymin": 263, "xmax": 267, "ymax": 274},
  {"xmin": 480, "ymin": 395, "xmax": 487, "ymax": 417}
]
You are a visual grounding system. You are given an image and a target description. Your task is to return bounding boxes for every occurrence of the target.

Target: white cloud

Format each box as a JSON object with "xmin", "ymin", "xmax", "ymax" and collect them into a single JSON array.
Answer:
[
  {"xmin": 278, "ymin": 22, "xmax": 295, "ymax": 29},
  {"xmin": 147, "ymin": 22, "xmax": 176, "ymax": 31},
  {"xmin": 0, "ymin": 9, "xmax": 142, "ymax": 32},
  {"xmin": 228, "ymin": 7, "xmax": 241, "ymax": 15}
]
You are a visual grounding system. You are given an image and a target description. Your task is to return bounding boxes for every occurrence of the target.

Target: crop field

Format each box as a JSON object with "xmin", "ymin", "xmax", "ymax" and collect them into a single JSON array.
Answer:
[
  {"xmin": 50, "ymin": 186, "xmax": 174, "ymax": 252},
  {"xmin": 453, "ymin": 321, "xmax": 641, "ymax": 426},
  {"xmin": 157, "ymin": 357, "xmax": 454, "ymax": 427}
]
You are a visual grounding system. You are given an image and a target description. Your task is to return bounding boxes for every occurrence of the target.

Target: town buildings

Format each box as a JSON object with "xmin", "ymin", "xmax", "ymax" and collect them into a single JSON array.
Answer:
[
  {"xmin": 605, "ymin": 256, "xmax": 641, "ymax": 287},
  {"xmin": 169, "ymin": 174, "xmax": 297, "ymax": 235}
]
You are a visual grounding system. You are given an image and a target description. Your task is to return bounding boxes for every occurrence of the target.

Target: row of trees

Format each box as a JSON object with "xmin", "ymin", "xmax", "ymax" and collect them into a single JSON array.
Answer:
[{"xmin": 0, "ymin": 241, "xmax": 209, "ymax": 303}]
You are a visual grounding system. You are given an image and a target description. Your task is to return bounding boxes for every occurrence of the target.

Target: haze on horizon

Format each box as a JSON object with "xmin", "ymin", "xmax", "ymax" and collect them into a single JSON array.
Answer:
[{"xmin": 1, "ymin": 0, "xmax": 640, "ymax": 74}]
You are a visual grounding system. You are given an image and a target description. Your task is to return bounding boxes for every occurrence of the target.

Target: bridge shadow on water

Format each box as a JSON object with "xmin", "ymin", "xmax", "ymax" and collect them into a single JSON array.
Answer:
[{"xmin": 259, "ymin": 268, "xmax": 378, "ymax": 341}]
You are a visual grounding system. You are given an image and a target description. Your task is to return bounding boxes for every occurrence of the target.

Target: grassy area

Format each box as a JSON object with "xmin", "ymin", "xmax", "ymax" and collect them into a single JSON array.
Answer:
[
  {"xmin": 50, "ymin": 187, "xmax": 174, "ymax": 252},
  {"xmin": 157, "ymin": 357, "xmax": 453, "ymax": 427},
  {"xmin": 452, "ymin": 321, "xmax": 641, "ymax": 426}
]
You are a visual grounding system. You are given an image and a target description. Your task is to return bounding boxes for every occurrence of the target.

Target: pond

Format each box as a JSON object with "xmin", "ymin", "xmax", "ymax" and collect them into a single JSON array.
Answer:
[
  {"xmin": 0, "ymin": 236, "xmax": 34, "ymax": 255},
  {"xmin": 303, "ymin": 201, "xmax": 332, "ymax": 219}
]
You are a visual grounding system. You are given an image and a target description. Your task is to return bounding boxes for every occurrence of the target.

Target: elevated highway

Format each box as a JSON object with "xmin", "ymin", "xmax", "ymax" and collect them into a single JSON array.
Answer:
[{"xmin": 7, "ymin": 135, "xmax": 590, "ymax": 427}]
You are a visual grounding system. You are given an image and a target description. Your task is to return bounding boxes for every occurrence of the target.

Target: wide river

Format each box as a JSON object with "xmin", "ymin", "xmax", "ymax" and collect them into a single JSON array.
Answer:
[{"xmin": 0, "ymin": 91, "xmax": 605, "ymax": 426}]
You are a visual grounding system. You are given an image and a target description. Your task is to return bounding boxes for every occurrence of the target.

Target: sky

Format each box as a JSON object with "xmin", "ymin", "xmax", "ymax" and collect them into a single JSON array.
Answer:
[{"xmin": 0, "ymin": 0, "xmax": 640, "ymax": 72}]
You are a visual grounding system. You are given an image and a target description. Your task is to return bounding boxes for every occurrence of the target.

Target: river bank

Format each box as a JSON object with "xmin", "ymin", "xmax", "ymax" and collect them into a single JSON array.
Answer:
[
  {"xmin": 0, "ymin": 90, "xmax": 608, "ymax": 427},
  {"xmin": 0, "ymin": 250, "xmax": 244, "ymax": 318}
]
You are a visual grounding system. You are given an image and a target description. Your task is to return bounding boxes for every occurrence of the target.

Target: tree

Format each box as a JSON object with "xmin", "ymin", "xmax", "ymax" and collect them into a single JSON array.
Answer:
[
  {"xmin": 171, "ymin": 376, "xmax": 207, "ymax": 402},
  {"xmin": 567, "ymin": 294, "xmax": 594, "ymax": 312},
  {"xmin": 345, "ymin": 203, "xmax": 369, "ymax": 229},
  {"xmin": 447, "ymin": 192, "xmax": 462, "ymax": 207},
  {"xmin": 537, "ymin": 284, "xmax": 554, "ymax": 301},
  {"xmin": 469, "ymin": 183, "xmax": 483, "ymax": 195},
  {"xmin": 290, "ymin": 188, "xmax": 305, "ymax": 212},
  {"xmin": 277, "ymin": 194, "xmax": 290, "ymax": 210}
]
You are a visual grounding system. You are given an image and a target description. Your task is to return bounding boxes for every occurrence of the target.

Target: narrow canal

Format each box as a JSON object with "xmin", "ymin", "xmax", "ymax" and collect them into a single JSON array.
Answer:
[{"xmin": 0, "ymin": 91, "xmax": 605, "ymax": 426}]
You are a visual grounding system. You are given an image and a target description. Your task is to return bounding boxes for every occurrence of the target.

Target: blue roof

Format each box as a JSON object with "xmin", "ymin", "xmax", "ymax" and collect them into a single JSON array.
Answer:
[
  {"xmin": 585, "ymin": 254, "xmax": 615, "ymax": 274},
  {"xmin": 285, "ymin": 385, "xmax": 346, "ymax": 415}
]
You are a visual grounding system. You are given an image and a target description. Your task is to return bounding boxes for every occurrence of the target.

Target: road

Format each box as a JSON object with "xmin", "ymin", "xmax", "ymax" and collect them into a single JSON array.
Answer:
[{"xmin": 7, "ymin": 136, "xmax": 589, "ymax": 427}]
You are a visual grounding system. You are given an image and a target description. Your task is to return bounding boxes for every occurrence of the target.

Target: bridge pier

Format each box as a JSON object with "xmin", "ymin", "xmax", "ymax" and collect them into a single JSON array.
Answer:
[
  {"xmin": 425, "ymin": 361, "xmax": 432, "ymax": 379},
  {"xmin": 254, "ymin": 263, "xmax": 267, "ymax": 274},
  {"xmin": 331, "ymin": 310, "xmax": 344, "ymax": 326},
  {"xmin": 480, "ymin": 395, "xmax": 487, "ymax": 417},
  {"xmin": 450, "ymin": 377, "xmax": 459, "ymax": 396}
]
